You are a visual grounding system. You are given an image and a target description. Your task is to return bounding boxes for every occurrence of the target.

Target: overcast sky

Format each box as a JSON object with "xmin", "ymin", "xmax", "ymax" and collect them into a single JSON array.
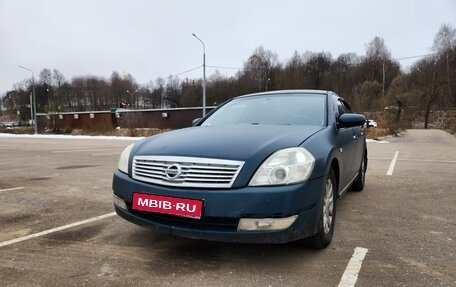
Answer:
[{"xmin": 1, "ymin": 0, "xmax": 455, "ymax": 95}]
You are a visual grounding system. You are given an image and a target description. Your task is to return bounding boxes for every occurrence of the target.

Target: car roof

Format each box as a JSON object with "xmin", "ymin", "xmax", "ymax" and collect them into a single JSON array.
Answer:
[{"xmin": 235, "ymin": 89, "xmax": 332, "ymax": 99}]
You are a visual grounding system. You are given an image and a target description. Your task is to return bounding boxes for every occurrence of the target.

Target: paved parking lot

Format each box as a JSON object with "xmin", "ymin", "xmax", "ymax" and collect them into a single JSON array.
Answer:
[{"xmin": 0, "ymin": 129, "xmax": 455, "ymax": 286}]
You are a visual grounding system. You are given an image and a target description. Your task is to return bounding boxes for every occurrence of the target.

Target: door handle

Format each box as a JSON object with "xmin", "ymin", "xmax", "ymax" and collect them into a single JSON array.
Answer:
[{"xmin": 353, "ymin": 135, "xmax": 358, "ymax": 140}]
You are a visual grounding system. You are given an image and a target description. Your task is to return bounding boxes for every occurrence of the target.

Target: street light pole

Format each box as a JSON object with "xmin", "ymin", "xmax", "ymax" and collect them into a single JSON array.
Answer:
[
  {"xmin": 265, "ymin": 78, "xmax": 271, "ymax": 92},
  {"xmin": 126, "ymin": 89, "xmax": 139, "ymax": 108},
  {"xmin": 29, "ymin": 92, "xmax": 33, "ymax": 126},
  {"xmin": 382, "ymin": 61, "xmax": 386, "ymax": 98},
  {"xmin": 18, "ymin": 65, "xmax": 37, "ymax": 134},
  {"xmin": 192, "ymin": 33, "xmax": 206, "ymax": 117}
]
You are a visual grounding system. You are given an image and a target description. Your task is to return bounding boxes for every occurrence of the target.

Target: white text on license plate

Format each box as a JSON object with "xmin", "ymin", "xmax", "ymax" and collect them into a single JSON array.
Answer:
[{"xmin": 132, "ymin": 193, "xmax": 203, "ymax": 219}]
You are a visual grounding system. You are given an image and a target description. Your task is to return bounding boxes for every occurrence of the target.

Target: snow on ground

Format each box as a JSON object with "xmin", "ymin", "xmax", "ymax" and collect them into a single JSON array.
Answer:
[{"xmin": 366, "ymin": 139, "xmax": 390, "ymax": 144}]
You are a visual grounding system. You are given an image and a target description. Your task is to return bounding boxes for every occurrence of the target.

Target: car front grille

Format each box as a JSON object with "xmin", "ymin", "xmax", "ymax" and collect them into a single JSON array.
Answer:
[{"xmin": 132, "ymin": 156, "xmax": 244, "ymax": 188}]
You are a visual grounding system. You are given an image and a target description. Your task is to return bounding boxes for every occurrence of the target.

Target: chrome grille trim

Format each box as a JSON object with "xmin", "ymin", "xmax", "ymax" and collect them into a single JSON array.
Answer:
[{"xmin": 132, "ymin": 156, "xmax": 244, "ymax": 188}]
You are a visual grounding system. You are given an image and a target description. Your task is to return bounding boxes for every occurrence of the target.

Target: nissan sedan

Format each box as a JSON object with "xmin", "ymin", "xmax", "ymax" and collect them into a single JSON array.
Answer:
[{"xmin": 113, "ymin": 90, "xmax": 367, "ymax": 248}]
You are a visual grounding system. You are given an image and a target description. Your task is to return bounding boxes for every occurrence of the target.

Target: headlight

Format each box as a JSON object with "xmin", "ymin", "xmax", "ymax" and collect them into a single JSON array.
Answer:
[
  {"xmin": 118, "ymin": 143, "xmax": 134, "ymax": 174},
  {"xmin": 249, "ymin": 147, "xmax": 315, "ymax": 186}
]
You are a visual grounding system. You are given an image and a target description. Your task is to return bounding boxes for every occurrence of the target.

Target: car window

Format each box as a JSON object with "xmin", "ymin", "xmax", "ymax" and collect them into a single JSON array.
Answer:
[
  {"xmin": 341, "ymin": 100, "xmax": 352, "ymax": 113},
  {"xmin": 337, "ymin": 99, "xmax": 353, "ymax": 115},
  {"xmin": 337, "ymin": 100, "xmax": 347, "ymax": 116},
  {"xmin": 201, "ymin": 94, "xmax": 326, "ymax": 126}
]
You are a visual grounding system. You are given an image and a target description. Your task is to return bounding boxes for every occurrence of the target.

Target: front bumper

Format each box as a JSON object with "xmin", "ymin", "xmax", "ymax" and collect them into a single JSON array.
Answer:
[{"xmin": 113, "ymin": 170, "xmax": 325, "ymax": 244}]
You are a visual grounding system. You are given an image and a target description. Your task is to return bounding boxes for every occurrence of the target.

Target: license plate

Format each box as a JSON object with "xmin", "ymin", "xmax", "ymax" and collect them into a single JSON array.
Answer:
[{"xmin": 132, "ymin": 193, "xmax": 203, "ymax": 219}]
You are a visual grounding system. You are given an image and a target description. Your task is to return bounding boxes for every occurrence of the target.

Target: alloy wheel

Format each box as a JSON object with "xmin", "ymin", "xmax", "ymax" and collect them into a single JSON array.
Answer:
[{"xmin": 322, "ymin": 178, "xmax": 334, "ymax": 234}]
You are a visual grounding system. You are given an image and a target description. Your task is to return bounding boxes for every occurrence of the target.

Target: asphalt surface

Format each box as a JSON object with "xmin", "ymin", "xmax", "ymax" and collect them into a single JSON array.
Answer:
[{"xmin": 0, "ymin": 129, "xmax": 455, "ymax": 287}]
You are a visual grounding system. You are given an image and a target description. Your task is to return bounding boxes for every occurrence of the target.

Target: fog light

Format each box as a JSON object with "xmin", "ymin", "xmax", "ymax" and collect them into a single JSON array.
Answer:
[
  {"xmin": 113, "ymin": 194, "xmax": 128, "ymax": 210},
  {"xmin": 237, "ymin": 215, "xmax": 298, "ymax": 231}
]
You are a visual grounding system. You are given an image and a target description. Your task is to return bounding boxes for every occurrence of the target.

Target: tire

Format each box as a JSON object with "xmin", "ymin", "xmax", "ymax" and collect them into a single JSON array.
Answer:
[
  {"xmin": 350, "ymin": 152, "xmax": 367, "ymax": 192},
  {"xmin": 300, "ymin": 169, "xmax": 336, "ymax": 249}
]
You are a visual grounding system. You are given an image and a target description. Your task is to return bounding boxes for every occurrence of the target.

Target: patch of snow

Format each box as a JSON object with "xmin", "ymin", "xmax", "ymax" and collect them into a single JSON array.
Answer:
[{"xmin": 366, "ymin": 139, "xmax": 389, "ymax": 144}]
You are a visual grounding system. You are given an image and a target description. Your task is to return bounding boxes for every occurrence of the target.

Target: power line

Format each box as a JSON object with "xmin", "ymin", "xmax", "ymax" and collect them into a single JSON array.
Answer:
[
  {"xmin": 171, "ymin": 65, "xmax": 202, "ymax": 77},
  {"xmin": 206, "ymin": 52, "xmax": 444, "ymax": 71},
  {"xmin": 169, "ymin": 52, "xmax": 445, "ymax": 78},
  {"xmin": 206, "ymin": 65, "xmax": 244, "ymax": 70},
  {"xmin": 392, "ymin": 51, "xmax": 444, "ymax": 61},
  {"xmin": 169, "ymin": 64, "xmax": 243, "ymax": 79}
]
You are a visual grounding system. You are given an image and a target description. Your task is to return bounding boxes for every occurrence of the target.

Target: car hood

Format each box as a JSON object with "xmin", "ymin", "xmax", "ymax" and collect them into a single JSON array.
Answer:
[{"xmin": 134, "ymin": 124, "xmax": 323, "ymax": 161}]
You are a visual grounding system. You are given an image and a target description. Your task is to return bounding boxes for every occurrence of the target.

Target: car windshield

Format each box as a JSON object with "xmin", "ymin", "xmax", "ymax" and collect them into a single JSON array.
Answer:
[{"xmin": 201, "ymin": 93, "xmax": 326, "ymax": 126}]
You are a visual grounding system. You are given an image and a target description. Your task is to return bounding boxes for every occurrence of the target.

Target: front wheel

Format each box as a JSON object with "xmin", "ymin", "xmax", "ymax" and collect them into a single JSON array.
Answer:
[{"xmin": 300, "ymin": 169, "xmax": 336, "ymax": 249}]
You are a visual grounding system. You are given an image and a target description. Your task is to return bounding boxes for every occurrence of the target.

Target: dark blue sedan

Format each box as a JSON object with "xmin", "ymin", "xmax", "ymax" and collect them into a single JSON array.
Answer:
[{"xmin": 112, "ymin": 90, "xmax": 367, "ymax": 248}]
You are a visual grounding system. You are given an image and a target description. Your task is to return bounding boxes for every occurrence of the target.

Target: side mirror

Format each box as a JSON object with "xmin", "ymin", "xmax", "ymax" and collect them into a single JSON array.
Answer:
[
  {"xmin": 192, "ymin": 118, "xmax": 202, "ymax": 126},
  {"xmin": 338, "ymin": 114, "xmax": 366, "ymax": 128}
]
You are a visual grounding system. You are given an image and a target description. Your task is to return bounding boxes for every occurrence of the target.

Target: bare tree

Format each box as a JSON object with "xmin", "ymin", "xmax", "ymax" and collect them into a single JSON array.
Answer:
[
  {"xmin": 410, "ymin": 57, "xmax": 443, "ymax": 129},
  {"xmin": 432, "ymin": 24, "xmax": 456, "ymax": 53},
  {"xmin": 277, "ymin": 51, "xmax": 308, "ymax": 89},
  {"xmin": 304, "ymin": 51, "xmax": 332, "ymax": 89},
  {"xmin": 356, "ymin": 37, "xmax": 400, "ymax": 99},
  {"xmin": 352, "ymin": 80, "xmax": 382, "ymax": 111},
  {"xmin": 365, "ymin": 36, "xmax": 391, "ymax": 60},
  {"xmin": 111, "ymin": 71, "xmax": 130, "ymax": 108},
  {"xmin": 331, "ymin": 53, "xmax": 360, "ymax": 100},
  {"xmin": 244, "ymin": 46, "xmax": 279, "ymax": 92},
  {"xmin": 386, "ymin": 74, "xmax": 411, "ymax": 121},
  {"xmin": 37, "ymin": 68, "xmax": 53, "ymax": 112},
  {"xmin": 52, "ymin": 69, "xmax": 65, "ymax": 111},
  {"xmin": 432, "ymin": 24, "xmax": 456, "ymax": 103},
  {"xmin": 39, "ymin": 69, "xmax": 53, "ymax": 86},
  {"xmin": 164, "ymin": 76, "xmax": 181, "ymax": 107}
]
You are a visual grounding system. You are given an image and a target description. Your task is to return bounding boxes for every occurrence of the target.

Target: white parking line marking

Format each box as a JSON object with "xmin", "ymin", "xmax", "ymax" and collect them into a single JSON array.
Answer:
[
  {"xmin": 368, "ymin": 157, "xmax": 456, "ymax": 164},
  {"xmin": 338, "ymin": 247, "xmax": 368, "ymax": 287},
  {"xmin": 0, "ymin": 187, "xmax": 25, "ymax": 192},
  {"xmin": 0, "ymin": 212, "xmax": 116, "ymax": 248},
  {"xmin": 399, "ymin": 158, "xmax": 456, "ymax": 164},
  {"xmin": 386, "ymin": 151, "xmax": 399, "ymax": 176}
]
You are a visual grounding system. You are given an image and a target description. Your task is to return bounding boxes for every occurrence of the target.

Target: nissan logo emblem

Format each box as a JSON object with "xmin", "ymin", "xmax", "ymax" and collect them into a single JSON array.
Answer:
[{"xmin": 165, "ymin": 164, "xmax": 182, "ymax": 179}]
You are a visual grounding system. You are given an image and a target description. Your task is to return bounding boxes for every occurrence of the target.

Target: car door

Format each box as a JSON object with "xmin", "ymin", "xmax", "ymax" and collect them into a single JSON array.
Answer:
[
  {"xmin": 341, "ymin": 99, "xmax": 365, "ymax": 176},
  {"xmin": 335, "ymin": 99, "xmax": 357, "ymax": 193}
]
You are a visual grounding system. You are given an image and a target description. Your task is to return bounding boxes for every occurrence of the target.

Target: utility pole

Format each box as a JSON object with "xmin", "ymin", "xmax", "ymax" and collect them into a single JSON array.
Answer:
[
  {"xmin": 447, "ymin": 52, "xmax": 452, "ymax": 100},
  {"xmin": 192, "ymin": 33, "xmax": 206, "ymax": 117},
  {"xmin": 19, "ymin": 66, "xmax": 37, "ymax": 134}
]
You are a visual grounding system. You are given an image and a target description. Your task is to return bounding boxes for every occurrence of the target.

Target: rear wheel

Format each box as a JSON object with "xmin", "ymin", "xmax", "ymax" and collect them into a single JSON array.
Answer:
[{"xmin": 301, "ymin": 169, "xmax": 336, "ymax": 249}]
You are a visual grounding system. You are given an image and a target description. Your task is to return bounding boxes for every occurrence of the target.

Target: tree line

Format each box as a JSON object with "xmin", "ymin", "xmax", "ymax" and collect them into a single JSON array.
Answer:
[{"xmin": 3, "ymin": 24, "xmax": 455, "ymax": 125}]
